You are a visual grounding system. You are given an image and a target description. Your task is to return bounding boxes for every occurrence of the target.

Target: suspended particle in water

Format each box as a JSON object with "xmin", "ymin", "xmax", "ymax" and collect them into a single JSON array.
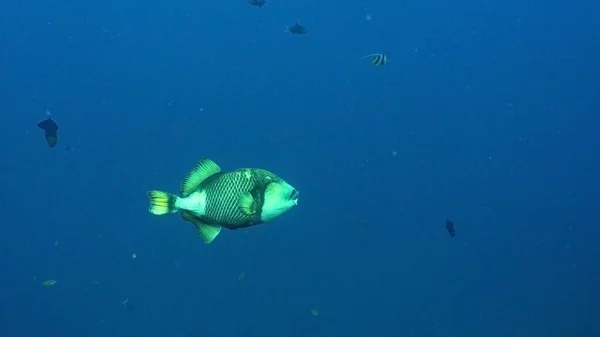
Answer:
[{"xmin": 364, "ymin": 7, "xmax": 372, "ymax": 21}]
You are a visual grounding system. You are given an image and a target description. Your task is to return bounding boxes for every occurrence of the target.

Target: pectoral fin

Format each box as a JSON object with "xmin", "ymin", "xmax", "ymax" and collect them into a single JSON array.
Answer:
[
  {"xmin": 238, "ymin": 192, "xmax": 257, "ymax": 216},
  {"xmin": 180, "ymin": 158, "xmax": 221, "ymax": 197},
  {"xmin": 181, "ymin": 211, "xmax": 221, "ymax": 244}
]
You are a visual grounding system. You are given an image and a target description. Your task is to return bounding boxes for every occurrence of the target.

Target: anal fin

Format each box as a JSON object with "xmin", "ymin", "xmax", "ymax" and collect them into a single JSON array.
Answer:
[{"xmin": 181, "ymin": 211, "xmax": 221, "ymax": 244}]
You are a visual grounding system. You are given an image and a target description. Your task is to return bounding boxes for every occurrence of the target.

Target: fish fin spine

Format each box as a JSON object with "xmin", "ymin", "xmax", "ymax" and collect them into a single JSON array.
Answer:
[
  {"xmin": 147, "ymin": 190, "xmax": 179, "ymax": 215},
  {"xmin": 359, "ymin": 53, "xmax": 377, "ymax": 60},
  {"xmin": 180, "ymin": 158, "xmax": 221, "ymax": 196}
]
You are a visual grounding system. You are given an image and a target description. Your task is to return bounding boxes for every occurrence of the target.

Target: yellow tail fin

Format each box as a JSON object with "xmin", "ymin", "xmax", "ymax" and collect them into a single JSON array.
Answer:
[{"xmin": 147, "ymin": 190, "xmax": 179, "ymax": 215}]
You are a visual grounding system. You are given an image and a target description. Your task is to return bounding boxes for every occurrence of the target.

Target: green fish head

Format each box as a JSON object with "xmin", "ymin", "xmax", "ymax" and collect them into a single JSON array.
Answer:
[{"xmin": 260, "ymin": 180, "xmax": 298, "ymax": 222}]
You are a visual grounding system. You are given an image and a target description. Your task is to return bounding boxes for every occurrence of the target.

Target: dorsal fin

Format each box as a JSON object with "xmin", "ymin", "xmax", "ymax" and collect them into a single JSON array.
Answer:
[{"xmin": 180, "ymin": 158, "xmax": 221, "ymax": 196}]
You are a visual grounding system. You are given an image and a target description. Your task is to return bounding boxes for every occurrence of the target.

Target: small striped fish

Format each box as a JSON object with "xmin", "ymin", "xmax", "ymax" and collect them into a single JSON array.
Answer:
[{"xmin": 360, "ymin": 53, "xmax": 388, "ymax": 66}]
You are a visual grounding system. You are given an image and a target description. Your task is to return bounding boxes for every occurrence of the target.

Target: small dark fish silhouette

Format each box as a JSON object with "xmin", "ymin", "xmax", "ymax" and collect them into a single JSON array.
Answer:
[
  {"xmin": 445, "ymin": 218, "xmax": 456, "ymax": 237},
  {"xmin": 121, "ymin": 297, "xmax": 136, "ymax": 310},
  {"xmin": 37, "ymin": 109, "xmax": 59, "ymax": 148},
  {"xmin": 286, "ymin": 22, "xmax": 308, "ymax": 35},
  {"xmin": 248, "ymin": 0, "xmax": 266, "ymax": 8}
]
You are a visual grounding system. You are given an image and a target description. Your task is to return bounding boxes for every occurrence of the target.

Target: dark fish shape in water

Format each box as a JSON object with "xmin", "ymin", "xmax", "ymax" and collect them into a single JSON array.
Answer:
[
  {"xmin": 248, "ymin": 0, "xmax": 266, "ymax": 8},
  {"xmin": 286, "ymin": 22, "xmax": 308, "ymax": 35},
  {"xmin": 37, "ymin": 109, "xmax": 59, "ymax": 147},
  {"xmin": 445, "ymin": 218, "xmax": 456, "ymax": 237}
]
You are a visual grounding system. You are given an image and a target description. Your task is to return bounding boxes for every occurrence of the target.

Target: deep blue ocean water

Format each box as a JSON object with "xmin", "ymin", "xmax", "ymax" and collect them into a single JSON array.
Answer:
[{"xmin": 1, "ymin": 0, "xmax": 599, "ymax": 336}]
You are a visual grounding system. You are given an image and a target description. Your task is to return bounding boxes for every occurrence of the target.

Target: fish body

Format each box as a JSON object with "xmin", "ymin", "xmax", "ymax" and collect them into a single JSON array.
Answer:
[
  {"xmin": 37, "ymin": 109, "xmax": 59, "ymax": 147},
  {"xmin": 445, "ymin": 218, "xmax": 456, "ymax": 237},
  {"xmin": 43, "ymin": 280, "xmax": 57, "ymax": 286},
  {"xmin": 286, "ymin": 22, "xmax": 308, "ymax": 35},
  {"xmin": 121, "ymin": 297, "xmax": 136, "ymax": 310},
  {"xmin": 248, "ymin": 0, "xmax": 267, "ymax": 8},
  {"xmin": 148, "ymin": 158, "xmax": 299, "ymax": 243},
  {"xmin": 360, "ymin": 53, "xmax": 388, "ymax": 66}
]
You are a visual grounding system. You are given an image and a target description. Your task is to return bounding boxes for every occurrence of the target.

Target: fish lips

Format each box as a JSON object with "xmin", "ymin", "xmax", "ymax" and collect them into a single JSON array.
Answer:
[{"xmin": 290, "ymin": 189, "xmax": 299, "ymax": 205}]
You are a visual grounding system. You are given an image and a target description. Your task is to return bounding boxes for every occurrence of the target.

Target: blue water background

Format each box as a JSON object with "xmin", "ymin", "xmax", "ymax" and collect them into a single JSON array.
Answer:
[{"xmin": 1, "ymin": 0, "xmax": 599, "ymax": 336}]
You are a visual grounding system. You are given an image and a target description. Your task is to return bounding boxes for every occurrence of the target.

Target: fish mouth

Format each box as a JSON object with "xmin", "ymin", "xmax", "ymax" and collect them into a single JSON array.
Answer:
[{"xmin": 289, "ymin": 189, "xmax": 299, "ymax": 204}]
